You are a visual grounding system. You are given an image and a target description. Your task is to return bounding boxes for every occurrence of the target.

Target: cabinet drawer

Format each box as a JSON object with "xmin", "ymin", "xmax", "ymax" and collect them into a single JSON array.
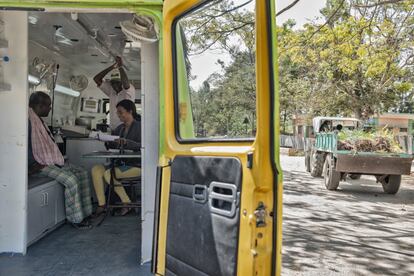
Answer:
[
  {"xmin": 27, "ymin": 180, "xmax": 65, "ymax": 245},
  {"xmin": 27, "ymin": 191, "xmax": 46, "ymax": 243},
  {"xmin": 54, "ymin": 184, "xmax": 66, "ymax": 223}
]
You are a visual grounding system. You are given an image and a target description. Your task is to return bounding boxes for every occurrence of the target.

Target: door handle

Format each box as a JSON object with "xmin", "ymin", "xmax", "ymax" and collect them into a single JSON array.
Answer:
[
  {"xmin": 193, "ymin": 184, "xmax": 207, "ymax": 203},
  {"xmin": 208, "ymin": 182, "xmax": 238, "ymax": 217},
  {"xmin": 41, "ymin": 193, "xmax": 46, "ymax": 206}
]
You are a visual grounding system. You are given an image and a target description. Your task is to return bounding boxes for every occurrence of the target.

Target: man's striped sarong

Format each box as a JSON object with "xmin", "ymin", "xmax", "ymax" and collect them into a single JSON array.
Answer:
[{"xmin": 40, "ymin": 164, "xmax": 92, "ymax": 223}]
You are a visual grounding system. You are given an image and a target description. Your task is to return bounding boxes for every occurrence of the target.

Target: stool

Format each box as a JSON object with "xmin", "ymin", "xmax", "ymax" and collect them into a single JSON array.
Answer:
[{"xmin": 97, "ymin": 170, "xmax": 141, "ymax": 226}]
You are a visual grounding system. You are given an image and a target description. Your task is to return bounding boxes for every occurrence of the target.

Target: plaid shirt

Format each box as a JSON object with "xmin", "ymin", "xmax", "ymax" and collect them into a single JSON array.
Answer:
[{"xmin": 28, "ymin": 108, "xmax": 64, "ymax": 166}]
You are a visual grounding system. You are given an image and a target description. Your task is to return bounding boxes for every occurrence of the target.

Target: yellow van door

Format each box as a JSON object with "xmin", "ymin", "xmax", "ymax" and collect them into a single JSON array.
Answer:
[{"xmin": 153, "ymin": 0, "xmax": 281, "ymax": 275}]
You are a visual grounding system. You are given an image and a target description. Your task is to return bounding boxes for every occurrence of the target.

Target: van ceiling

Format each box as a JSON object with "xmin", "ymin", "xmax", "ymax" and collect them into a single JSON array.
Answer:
[{"xmin": 28, "ymin": 12, "xmax": 140, "ymax": 87}]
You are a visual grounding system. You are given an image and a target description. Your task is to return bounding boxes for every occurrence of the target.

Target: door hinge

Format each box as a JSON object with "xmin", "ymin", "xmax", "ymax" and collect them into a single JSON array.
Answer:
[
  {"xmin": 254, "ymin": 202, "xmax": 267, "ymax": 227},
  {"xmin": 159, "ymin": 156, "xmax": 172, "ymax": 168}
]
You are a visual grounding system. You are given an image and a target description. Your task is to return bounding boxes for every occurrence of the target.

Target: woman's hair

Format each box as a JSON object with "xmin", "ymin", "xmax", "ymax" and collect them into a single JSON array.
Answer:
[{"xmin": 116, "ymin": 99, "xmax": 141, "ymax": 121}]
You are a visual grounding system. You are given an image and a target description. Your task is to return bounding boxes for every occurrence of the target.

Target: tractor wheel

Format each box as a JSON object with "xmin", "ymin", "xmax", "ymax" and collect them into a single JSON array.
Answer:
[
  {"xmin": 310, "ymin": 151, "xmax": 325, "ymax": 177},
  {"xmin": 323, "ymin": 154, "xmax": 341, "ymax": 190},
  {"xmin": 305, "ymin": 153, "xmax": 311, "ymax": 173},
  {"xmin": 381, "ymin": 175, "xmax": 401, "ymax": 194}
]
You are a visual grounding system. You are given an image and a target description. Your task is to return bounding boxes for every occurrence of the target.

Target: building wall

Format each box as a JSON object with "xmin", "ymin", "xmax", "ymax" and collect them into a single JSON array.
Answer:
[
  {"xmin": 378, "ymin": 118, "xmax": 409, "ymax": 129},
  {"xmin": 408, "ymin": 119, "xmax": 414, "ymax": 135}
]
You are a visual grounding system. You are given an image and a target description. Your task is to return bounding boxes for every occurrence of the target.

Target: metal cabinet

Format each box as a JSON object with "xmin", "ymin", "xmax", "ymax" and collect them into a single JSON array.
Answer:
[
  {"xmin": 54, "ymin": 183, "xmax": 66, "ymax": 224},
  {"xmin": 27, "ymin": 180, "xmax": 65, "ymax": 246},
  {"xmin": 27, "ymin": 188, "xmax": 46, "ymax": 244}
]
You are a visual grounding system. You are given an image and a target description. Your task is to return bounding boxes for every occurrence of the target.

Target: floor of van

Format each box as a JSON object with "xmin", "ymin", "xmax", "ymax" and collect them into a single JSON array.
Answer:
[{"xmin": 0, "ymin": 214, "xmax": 151, "ymax": 276}]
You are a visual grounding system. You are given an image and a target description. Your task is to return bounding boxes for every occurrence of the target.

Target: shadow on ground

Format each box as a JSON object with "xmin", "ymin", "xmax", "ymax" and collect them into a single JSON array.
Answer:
[{"xmin": 282, "ymin": 161, "xmax": 414, "ymax": 276}]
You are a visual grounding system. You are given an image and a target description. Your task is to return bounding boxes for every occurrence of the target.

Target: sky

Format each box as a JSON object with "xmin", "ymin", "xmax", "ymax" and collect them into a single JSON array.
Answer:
[
  {"xmin": 189, "ymin": 0, "xmax": 327, "ymax": 90},
  {"xmin": 276, "ymin": 0, "xmax": 326, "ymax": 27}
]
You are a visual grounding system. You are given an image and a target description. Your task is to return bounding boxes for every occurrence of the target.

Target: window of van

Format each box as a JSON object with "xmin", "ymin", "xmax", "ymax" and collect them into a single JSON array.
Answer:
[{"xmin": 174, "ymin": 0, "xmax": 256, "ymax": 140}]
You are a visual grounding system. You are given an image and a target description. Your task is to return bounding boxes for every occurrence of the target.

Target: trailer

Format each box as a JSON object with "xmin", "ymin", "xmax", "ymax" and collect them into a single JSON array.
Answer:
[{"xmin": 313, "ymin": 132, "xmax": 413, "ymax": 194}]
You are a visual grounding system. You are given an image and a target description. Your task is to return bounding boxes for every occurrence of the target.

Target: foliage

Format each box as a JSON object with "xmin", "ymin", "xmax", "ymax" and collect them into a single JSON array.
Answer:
[
  {"xmin": 180, "ymin": 0, "xmax": 256, "ymax": 138},
  {"xmin": 190, "ymin": 51, "xmax": 256, "ymax": 137},
  {"xmin": 279, "ymin": 0, "xmax": 414, "ymax": 126},
  {"xmin": 180, "ymin": 0, "xmax": 414, "ymax": 137},
  {"xmin": 337, "ymin": 128, "xmax": 403, "ymax": 153},
  {"xmin": 180, "ymin": 0, "xmax": 255, "ymax": 57}
]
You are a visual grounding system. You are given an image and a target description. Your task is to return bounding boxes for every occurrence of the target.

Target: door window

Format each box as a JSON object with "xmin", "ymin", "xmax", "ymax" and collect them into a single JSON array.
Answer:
[{"xmin": 174, "ymin": 0, "xmax": 256, "ymax": 140}]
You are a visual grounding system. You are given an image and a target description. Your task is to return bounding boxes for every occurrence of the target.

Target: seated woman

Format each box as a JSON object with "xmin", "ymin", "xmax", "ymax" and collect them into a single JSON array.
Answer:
[{"xmin": 91, "ymin": 99, "xmax": 141, "ymax": 216}]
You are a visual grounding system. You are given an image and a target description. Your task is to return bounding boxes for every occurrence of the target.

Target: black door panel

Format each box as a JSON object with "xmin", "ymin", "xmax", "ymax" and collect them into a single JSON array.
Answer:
[{"xmin": 166, "ymin": 156, "xmax": 242, "ymax": 276}]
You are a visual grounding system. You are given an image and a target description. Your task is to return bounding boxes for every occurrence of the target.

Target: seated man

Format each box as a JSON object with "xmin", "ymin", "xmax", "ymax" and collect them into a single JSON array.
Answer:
[{"xmin": 28, "ymin": 91, "xmax": 92, "ymax": 229}]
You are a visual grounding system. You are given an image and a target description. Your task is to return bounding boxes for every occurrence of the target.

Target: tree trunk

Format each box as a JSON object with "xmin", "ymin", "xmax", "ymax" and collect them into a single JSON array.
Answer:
[{"xmin": 354, "ymin": 106, "xmax": 362, "ymax": 119}]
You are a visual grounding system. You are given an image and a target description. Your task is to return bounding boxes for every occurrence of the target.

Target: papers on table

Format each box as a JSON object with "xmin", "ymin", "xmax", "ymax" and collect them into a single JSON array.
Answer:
[{"xmin": 89, "ymin": 131, "xmax": 119, "ymax": 142}]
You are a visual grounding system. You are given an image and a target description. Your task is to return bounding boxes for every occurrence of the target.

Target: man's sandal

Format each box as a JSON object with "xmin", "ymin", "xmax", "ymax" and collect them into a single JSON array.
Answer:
[{"xmin": 71, "ymin": 220, "xmax": 92, "ymax": 230}]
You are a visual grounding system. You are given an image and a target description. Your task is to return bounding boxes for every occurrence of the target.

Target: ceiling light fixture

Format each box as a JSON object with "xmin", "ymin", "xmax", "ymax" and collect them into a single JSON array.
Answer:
[
  {"xmin": 55, "ymin": 84, "xmax": 80, "ymax": 97},
  {"xmin": 28, "ymin": 74, "xmax": 80, "ymax": 97},
  {"xmin": 28, "ymin": 74, "xmax": 40, "ymax": 85}
]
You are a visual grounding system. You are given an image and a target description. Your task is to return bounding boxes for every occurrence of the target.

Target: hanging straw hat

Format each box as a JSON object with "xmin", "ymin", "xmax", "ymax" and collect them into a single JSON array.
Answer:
[{"xmin": 120, "ymin": 14, "xmax": 158, "ymax": 44}]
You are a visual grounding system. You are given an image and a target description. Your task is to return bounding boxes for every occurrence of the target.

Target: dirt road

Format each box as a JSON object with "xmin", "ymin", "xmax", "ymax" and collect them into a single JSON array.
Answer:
[{"xmin": 281, "ymin": 155, "xmax": 414, "ymax": 276}]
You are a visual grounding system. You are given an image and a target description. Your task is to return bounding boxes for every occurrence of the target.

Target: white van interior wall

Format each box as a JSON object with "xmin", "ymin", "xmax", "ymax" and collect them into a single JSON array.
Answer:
[
  {"xmin": 29, "ymin": 12, "xmax": 140, "ymax": 125},
  {"xmin": 28, "ymin": 41, "xmax": 85, "ymax": 125},
  {"xmin": 73, "ymin": 79, "xmax": 141, "ymax": 128},
  {"xmin": 0, "ymin": 11, "xmax": 28, "ymax": 254},
  {"xmin": 74, "ymin": 82, "xmax": 107, "ymax": 126},
  {"xmin": 140, "ymin": 42, "xmax": 159, "ymax": 264},
  {"xmin": 28, "ymin": 12, "xmax": 142, "ymax": 127},
  {"xmin": 28, "ymin": 41, "xmax": 91, "ymax": 90},
  {"xmin": 49, "ymin": 93, "xmax": 76, "ymax": 126},
  {"xmin": 29, "ymin": 33, "xmax": 117, "ymax": 126}
]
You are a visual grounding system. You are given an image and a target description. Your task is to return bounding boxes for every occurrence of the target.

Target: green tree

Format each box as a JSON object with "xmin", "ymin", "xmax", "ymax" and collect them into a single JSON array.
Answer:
[
  {"xmin": 182, "ymin": 0, "xmax": 414, "ymax": 136},
  {"xmin": 279, "ymin": 0, "xmax": 414, "ymax": 120},
  {"xmin": 190, "ymin": 51, "xmax": 256, "ymax": 137},
  {"xmin": 180, "ymin": 0, "xmax": 257, "ymax": 138}
]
